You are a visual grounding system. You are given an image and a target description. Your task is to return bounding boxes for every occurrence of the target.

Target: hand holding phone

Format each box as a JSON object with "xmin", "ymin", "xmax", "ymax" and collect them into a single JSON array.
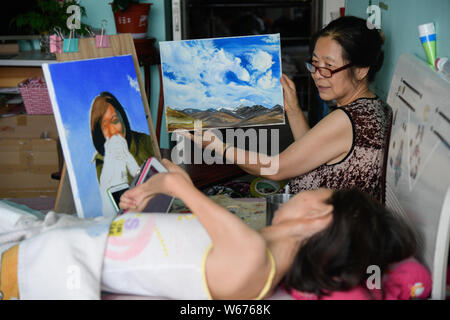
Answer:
[
  {"xmin": 107, "ymin": 183, "xmax": 130, "ymax": 214},
  {"xmin": 135, "ymin": 157, "xmax": 174, "ymax": 213},
  {"xmin": 110, "ymin": 157, "xmax": 174, "ymax": 214}
]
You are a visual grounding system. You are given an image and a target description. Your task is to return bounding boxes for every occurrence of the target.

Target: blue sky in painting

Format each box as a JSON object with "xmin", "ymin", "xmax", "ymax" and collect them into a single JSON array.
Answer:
[
  {"xmin": 159, "ymin": 34, "xmax": 283, "ymax": 111},
  {"xmin": 45, "ymin": 55, "xmax": 149, "ymax": 218}
]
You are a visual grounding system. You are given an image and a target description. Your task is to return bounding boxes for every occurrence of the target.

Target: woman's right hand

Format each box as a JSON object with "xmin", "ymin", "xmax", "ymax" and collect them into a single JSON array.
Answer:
[
  {"xmin": 118, "ymin": 172, "xmax": 165, "ymax": 212},
  {"xmin": 160, "ymin": 158, "xmax": 193, "ymax": 186},
  {"xmin": 119, "ymin": 159, "xmax": 193, "ymax": 212}
]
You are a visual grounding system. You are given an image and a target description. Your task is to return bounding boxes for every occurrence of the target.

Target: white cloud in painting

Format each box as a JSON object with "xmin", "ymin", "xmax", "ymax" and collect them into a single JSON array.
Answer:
[
  {"xmin": 248, "ymin": 50, "xmax": 273, "ymax": 73},
  {"xmin": 127, "ymin": 75, "xmax": 140, "ymax": 93},
  {"xmin": 239, "ymin": 98, "xmax": 252, "ymax": 106},
  {"xmin": 257, "ymin": 70, "xmax": 277, "ymax": 89},
  {"xmin": 160, "ymin": 36, "xmax": 282, "ymax": 111},
  {"xmin": 262, "ymin": 34, "xmax": 279, "ymax": 43}
]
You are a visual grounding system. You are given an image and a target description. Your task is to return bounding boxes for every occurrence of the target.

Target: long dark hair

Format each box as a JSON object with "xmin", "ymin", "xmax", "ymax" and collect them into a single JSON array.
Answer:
[
  {"xmin": 90, "ymin": 92, "xmax": 132, "ymax": 156},
  {"xmin": 311, "ymin": 16, "xmax": 384, "ymax": 82},
  {"xmin": 283, "ymin": 189, "xmax": 417, "ymax": 298}
]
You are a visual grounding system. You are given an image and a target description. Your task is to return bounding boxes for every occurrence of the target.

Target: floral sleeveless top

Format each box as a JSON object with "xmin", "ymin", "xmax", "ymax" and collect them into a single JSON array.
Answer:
[{"xmin": 288, "ymin": 97, "xmax": 391, "ymax": 203}]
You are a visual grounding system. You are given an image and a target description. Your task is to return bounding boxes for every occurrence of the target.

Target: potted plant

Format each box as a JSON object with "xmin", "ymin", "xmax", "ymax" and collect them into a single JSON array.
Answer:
[
  {"xmin": 12, "ymin": 0, "xmax": 90, "ymax": 35},
  {"xmin": 12, "ymin": 0, "xmax": 90, "ymax": 52},
  {"xmin": 110, "ymin": 0, "xmax": 152, "ymax": 39}
]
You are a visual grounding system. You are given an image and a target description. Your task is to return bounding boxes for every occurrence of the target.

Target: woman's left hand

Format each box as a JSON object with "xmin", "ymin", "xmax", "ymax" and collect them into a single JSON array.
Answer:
[
  {"xmin": 289, "ymin": 212, "xmax": 333, "ymax": 240},
  {"xmin": 280, "ymin": 74, "xmax": 302, "ymax": 115}
]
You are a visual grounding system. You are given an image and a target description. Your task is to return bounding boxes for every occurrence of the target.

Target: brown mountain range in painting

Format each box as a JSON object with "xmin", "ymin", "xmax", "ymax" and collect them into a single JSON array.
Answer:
[{"xmin": 166, "ymin": 104, "xmax": 284, "ymax": 131}]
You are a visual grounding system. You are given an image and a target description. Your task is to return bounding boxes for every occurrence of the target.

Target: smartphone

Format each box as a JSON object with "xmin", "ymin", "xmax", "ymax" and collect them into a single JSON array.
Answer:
[
  {"xmin": 135, "ymin": 157, "xmax": 174, "ymax": 213},
  {"xmin": 107, "ymin": 183, "xmax": 130, "ymax": 214},
  {"xmin": 129, "ymin": 158, "xmax": 148, "ymax": 188}
]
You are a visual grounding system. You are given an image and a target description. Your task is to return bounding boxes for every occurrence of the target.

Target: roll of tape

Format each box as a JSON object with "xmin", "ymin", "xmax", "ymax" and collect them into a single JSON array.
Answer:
[{"xmin": 250, "ymin": 177, "xmax": 285, "ymax": 197}]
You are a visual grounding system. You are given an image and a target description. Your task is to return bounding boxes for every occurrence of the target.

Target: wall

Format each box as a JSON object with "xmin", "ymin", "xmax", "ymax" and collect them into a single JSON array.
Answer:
[
  {"xmin": 323, "ymin": 0, "xmax": 346, "ymax": 27},
  {"xmin": 346, "ymin": 0, "xmax": 450, "ymax": 102},
  {"xmin": 79, "ymin": 0, "xmax": 171, "ymax": 149}
]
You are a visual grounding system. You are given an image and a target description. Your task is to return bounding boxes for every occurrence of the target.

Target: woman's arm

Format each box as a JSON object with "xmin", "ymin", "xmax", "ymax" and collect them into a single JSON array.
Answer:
[
  {"xmin": 271, "ymin": 108, "xmax": 353, "ymax": 180},
  {"xmin": 221, "ymin": 108, "xmax": 353, "ymax": 181},
  {"xmin": 183, "ymin": 98, "xmax": 352, "ymax": 182},
  {"xmin": 280, "ymin": 74, "xmax": 310, "ymax": 140},
  {"xmin": 119, "ymin": 160, "xmax": 273, "ymax": 299}
]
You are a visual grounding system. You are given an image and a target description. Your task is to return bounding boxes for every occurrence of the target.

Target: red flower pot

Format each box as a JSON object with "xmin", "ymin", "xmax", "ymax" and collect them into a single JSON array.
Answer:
[{"xmin": 112, "ymin": 3, "xmax": 152, "ymax": 39}]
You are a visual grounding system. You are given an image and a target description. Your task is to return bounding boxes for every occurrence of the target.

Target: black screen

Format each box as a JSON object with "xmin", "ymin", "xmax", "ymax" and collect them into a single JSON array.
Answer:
[
  {"xmin": 111, "ymin": 187, "xmax": 128, "ymax": 207},
  {"xmin": 142, "ymin": 166, "xmax": 159, "ymax": 183}
]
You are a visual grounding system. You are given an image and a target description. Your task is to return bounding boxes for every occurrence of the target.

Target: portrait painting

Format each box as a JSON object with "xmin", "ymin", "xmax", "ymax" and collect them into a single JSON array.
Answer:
[
  {"xmin": 43, "ymin": 55, "xmax": 155, "ymax": 219},
  {"xmin": 159, "ymin": 34, "xmax": 285, "ymax": 131}
]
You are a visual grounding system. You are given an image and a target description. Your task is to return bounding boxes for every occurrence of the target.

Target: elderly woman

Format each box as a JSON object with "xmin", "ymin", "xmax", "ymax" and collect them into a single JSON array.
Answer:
[{"xmin": 191, "ymin": 16, "xmax": 391, "ymax": 202}]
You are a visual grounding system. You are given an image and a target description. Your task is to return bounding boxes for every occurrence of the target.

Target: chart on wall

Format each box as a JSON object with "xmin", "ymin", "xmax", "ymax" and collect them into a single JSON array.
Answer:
[
  {"xmin": 387, "ymin": 55, "xmax": 449, "ymax": 193},
  {"xmin": 385, "ymin": 54, "xmax": 450, "ymax": 296},
  {"xmin": 43, "ymin": 55, "xmax": 155, "ymax": 219},
  {"xmin": 159, "ymin": 34, "xmax": 285, "ymax": 131}
]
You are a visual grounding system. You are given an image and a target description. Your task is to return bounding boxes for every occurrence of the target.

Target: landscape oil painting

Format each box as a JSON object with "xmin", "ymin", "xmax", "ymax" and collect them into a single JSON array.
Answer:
[
  {"xmin": 159, "ymin": 34, "xmax": 285, "ymax": 131},
  {"xmin": 43, "ymin": 55, "xmax": 155, "ymax": 219}
]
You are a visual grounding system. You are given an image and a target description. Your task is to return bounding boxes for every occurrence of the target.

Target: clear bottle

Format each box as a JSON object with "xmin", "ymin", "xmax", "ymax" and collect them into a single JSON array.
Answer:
[{"xmin": 435, "ymin": 57, "xmax": 450, "ymax": 78}]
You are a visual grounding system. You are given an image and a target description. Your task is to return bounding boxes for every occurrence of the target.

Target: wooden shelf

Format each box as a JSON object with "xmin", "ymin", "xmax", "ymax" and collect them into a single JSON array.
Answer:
[
  {"xmin": 0, "ymin": 66, "xmax": 43, "ymax": 87},
  {"xmin": 0, "ymin": 51, "xmax": 56, "ymax": 67}
]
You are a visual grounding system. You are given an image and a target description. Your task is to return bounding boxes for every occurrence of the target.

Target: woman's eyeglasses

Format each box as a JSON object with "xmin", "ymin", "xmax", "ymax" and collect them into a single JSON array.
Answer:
[{"xmin": 305, "ymin": 61, "xmax": 353, "ymax": 78}]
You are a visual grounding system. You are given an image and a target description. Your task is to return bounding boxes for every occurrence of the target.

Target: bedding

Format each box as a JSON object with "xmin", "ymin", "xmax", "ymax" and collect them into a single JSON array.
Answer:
[
  {"xmin": 0, "ymin": 200, "xmax": 292, "ymax": 300},
  {"xmin": 0, "ymin": 200, "xmax": 112, "ymax": 299},
  {"xmin": 1, "ymin": 200, "xmax": 431, "ymax": 300}
]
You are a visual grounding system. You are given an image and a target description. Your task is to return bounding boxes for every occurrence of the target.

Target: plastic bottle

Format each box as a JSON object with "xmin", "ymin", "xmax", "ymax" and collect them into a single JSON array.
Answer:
[
  {"xmin": 418, "ymin": 23, "xmax": 437, "ymax": 68},
  {"xmin": 435, "ymin": 57, "xmax": 450, "ymax": 78}
]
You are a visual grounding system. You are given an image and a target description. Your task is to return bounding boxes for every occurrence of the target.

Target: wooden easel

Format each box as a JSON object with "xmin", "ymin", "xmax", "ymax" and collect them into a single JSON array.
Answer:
[{"xmin": 53, "ymin": 34, "xmax": 161, "ymax": 214}]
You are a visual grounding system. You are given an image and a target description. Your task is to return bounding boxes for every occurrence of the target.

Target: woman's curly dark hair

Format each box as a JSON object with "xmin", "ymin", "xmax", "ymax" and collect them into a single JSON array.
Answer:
[
  {"xmin": 283, "ymin": 188, "xmax": 417, "ymax": 298},
  {"xmin": 311, "ymin": 16, "xmax": 385, "ymax": 83}
]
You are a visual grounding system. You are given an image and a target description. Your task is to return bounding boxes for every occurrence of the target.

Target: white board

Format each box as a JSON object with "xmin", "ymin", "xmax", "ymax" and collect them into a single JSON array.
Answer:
[{"xmin": 386, "ymin": 54, "xmax": 450, "ymax": 300}]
